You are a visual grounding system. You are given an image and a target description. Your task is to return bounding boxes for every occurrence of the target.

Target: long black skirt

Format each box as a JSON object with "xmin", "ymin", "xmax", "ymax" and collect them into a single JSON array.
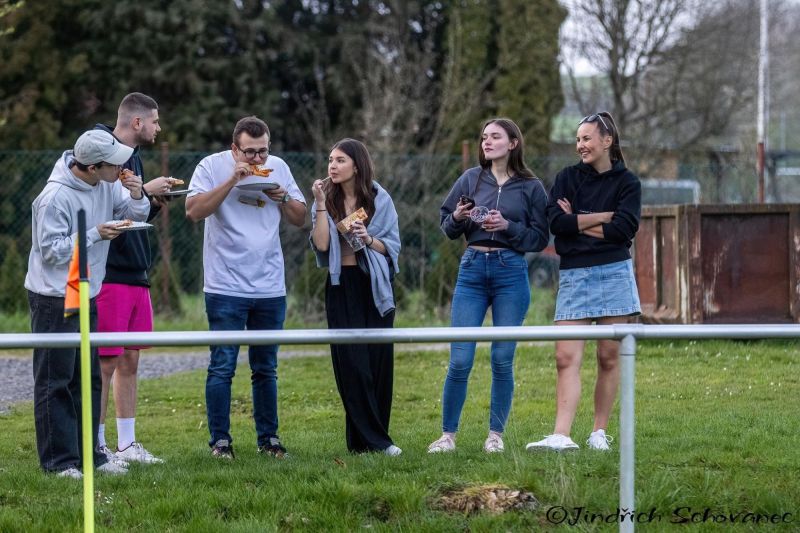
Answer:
[{"xmin": 325, "ymin": 266, "xmax": 395, "ymax": 453}]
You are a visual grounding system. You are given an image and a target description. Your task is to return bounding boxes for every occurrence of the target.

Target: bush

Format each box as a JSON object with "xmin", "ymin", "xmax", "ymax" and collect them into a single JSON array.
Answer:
[
  {"xmin": 0, "ymin": 237, "xmax": 28, "ymax": 314},
  {"xmin": 423, "ymin": 238, "xmax": 464, "ymax": 317}
]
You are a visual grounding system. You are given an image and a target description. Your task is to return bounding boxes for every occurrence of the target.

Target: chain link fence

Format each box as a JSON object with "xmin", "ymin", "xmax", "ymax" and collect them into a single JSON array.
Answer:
[{"xmin": 0, "ymin": 148, "xmax": 782, "ymax": 321}]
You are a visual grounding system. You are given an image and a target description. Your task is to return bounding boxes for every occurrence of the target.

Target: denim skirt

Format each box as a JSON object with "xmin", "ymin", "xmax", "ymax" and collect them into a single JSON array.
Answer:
[{"xmin": 554, "ymin": 259, "xmax": 641, "ymax": 321}]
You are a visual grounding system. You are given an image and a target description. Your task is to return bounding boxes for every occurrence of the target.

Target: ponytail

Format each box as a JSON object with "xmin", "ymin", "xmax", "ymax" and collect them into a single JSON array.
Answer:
[{"xmin": 597, "ymin": 112, "xmax": 625, "ymax": 166}]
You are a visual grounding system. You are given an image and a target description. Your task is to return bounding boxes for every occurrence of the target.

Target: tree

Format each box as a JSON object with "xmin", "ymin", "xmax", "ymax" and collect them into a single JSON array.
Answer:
[
  {"xmin": 0, "ymin": 0, "xmax": 95, "ymax": 148},
  {"xmin": 561, "ymin": 0, "xmax": 697, "ymax": 133},
  {"xmin": 433, "ymin": 0, "xmax": 566, "ymax": 157},
  {"xmin": 495, "ymin": 0, "xmax": 566, "ymax": 156}
]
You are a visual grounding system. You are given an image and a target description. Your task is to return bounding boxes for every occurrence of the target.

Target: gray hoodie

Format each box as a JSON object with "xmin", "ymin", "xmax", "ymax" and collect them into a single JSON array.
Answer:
[
  {"xmin": 24, "ymin": 151, "xmax": 151, "ymax": 298},
  {"xmin": 440, "ymin": 166, "xmax": 549, "ymax": 253}
]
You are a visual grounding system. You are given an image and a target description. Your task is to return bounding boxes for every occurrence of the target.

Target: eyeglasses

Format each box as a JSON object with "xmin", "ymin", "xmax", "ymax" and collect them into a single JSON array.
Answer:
[
  {"xmin": 237, "ymin": 146, "xmax": 269, "ymax": 159},
  {"xmin": 579, "ymin": 113, "xmax": 609, "ymax": 132}
]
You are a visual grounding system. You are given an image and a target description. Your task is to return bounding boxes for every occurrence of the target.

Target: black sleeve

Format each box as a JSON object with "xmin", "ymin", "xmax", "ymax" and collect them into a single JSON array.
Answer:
[
  {"xmin": 547, "ymin": 169, "xmax": 579, "ymax": 235},
  {"xmin": 439, "ymin": 172, "xmax": 471, "ymax": 240},
  {"xmin": 601, "ymin": 174, "xmax": 641, "ymax": 243}
]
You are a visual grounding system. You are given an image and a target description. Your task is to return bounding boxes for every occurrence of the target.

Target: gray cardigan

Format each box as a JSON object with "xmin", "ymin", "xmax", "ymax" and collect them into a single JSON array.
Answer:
[{"xmin": 310, "ymin": 181, "xmax": 400, "ymax": 317}]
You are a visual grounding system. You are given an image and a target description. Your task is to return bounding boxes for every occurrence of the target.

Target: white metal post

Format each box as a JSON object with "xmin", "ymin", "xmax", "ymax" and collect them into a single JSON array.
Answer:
[
  {"xmin": 619, "ymin": 334, "xmax": 637, "ymax": 533},
  {"xmin": 757, "ymin": 0, "xmax": 769, "ymax": 202}
]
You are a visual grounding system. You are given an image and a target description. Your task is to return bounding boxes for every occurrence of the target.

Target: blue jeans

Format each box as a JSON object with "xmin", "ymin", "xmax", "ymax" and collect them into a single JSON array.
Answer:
[
  {"xmin": 441, "ymin": 249, "xmax": 530, "ymax": 433},
  {"xmin": 204, "ymin": 292, "xmax": 286, "ymax": 448}
]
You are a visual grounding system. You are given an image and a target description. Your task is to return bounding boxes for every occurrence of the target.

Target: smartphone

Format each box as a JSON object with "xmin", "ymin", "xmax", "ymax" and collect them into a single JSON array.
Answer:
[{"xmin": 459, "ymin": 195, "xmax": 475, "ymax": 208}]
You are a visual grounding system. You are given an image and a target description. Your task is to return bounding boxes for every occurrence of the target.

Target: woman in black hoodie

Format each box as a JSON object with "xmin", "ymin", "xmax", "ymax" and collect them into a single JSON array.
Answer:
[{"xmin": 526, "ymin": 112, "xmax": 641, "ymax": 453}]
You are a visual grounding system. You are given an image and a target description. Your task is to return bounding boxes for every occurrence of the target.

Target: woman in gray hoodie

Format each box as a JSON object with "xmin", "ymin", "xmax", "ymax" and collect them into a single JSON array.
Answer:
[{"xmin": 428, "ymin": 118, "xmax": 548, "ymax": 454}]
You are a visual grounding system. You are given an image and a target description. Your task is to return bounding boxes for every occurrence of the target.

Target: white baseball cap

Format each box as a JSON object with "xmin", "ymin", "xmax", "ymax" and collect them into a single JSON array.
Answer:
[{"xmin": 73, "ymin": 130, "xmax": 133, "ymax": 166}]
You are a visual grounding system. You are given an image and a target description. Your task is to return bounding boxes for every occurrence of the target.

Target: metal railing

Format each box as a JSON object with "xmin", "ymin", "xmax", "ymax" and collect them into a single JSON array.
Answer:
[{"xmin": 2, "ymin": 323, "xmax": 798, "ymax": 533}]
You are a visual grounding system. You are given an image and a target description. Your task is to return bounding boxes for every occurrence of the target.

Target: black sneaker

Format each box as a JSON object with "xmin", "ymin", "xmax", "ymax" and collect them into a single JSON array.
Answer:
[
  {"xmin": 211, "ymin": 439, "xmax": 235, "ymax": 459},
  {"xmin": 257, "ymin": 437, "xmax": 287, "ymax": 458}
]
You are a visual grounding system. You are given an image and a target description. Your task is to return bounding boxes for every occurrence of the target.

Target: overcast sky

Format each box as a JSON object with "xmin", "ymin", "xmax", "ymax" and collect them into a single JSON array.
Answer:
[{"xmin": 558, "ymin": 0, "xmax": 792, "ymax": 76}]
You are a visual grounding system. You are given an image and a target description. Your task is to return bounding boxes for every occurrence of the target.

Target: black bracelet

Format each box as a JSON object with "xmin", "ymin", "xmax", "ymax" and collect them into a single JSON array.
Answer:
[
  {"xmin": 316, "ymin": 209, "xmax": 327, "ymax": 212},
  {"xmin": 368, "ymin": 235, "xmax": 375, "ymax": 246}
]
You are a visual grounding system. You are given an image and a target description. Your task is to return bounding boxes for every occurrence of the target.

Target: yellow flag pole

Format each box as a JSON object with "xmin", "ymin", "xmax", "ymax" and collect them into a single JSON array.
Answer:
[{"xmin": 77, "ymin": 210, "xmax": 95, "ymax": 533}]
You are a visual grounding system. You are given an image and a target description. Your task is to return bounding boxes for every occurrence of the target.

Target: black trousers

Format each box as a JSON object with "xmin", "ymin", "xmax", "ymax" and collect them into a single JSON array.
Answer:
[
  {"xmin": 29, "ymin": 291, "xmax": 104, "ymax": 472},
  {"xmin": 326, "ymin": 266, "xmax": 395, "ymax": 453}
]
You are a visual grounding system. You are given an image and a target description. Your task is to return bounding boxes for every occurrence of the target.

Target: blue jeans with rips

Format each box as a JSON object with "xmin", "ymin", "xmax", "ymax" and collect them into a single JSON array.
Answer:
[
  {"xmin": 204, "ymin": 292, "xmax": 286, "ymax": 448},
  {"xmin": 441, "ymin": 249, "xmax": 530, "ymax": 433}
]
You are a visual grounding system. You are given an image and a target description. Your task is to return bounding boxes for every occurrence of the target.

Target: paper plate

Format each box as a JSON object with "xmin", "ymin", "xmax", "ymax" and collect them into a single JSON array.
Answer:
[
  {"xmin": 236, "ymin": 182, "xmax": 279, "ymax": 192},
  {"xmin": 158, "ymin": 189, "xmax": 190, "ymax": 197},
  {"xmin": 106, "ymin": 220, "xmax": 153, "ymax": 231}
]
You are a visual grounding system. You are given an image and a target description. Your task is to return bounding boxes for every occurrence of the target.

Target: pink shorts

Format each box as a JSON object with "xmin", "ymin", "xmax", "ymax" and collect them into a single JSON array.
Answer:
[{"xmin": 96, "ymin": 283, "xmax": 153, "ymax": 356}]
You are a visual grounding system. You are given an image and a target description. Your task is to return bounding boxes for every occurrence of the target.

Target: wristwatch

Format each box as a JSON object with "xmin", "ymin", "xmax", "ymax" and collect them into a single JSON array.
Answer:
[{"xmin": 281, "ymin": 193, "xmax": 290, "ymax": 204}]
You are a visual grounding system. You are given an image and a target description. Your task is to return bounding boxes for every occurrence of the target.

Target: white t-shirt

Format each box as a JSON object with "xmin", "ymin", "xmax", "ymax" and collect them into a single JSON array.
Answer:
[{"xmin": 188, "ymin": 151, "xmax": 306, "ymax": 298}]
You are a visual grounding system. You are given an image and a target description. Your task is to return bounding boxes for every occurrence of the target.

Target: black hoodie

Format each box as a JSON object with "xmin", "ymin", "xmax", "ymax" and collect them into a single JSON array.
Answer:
[
  {"xmin": 94, "ymin": 124, "xmax": 161, "ymax": 286},
  {"xmin": 547, "ymin": 161, "xmax": 641, "ymax": 269}
]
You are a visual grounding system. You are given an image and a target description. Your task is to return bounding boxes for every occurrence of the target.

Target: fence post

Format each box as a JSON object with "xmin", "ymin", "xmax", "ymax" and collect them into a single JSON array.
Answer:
[
  {"xmin": 619, "ymin": 333, "xmax": 636, "ymax": 533},
  {"xmin": 159, "ymin": 142, "xmax": 172, "ymax": 311}
]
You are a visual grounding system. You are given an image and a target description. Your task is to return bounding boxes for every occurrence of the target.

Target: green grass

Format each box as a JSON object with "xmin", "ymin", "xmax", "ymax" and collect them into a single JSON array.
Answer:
[
  {"xmin": 1, "ymin": 339, "xmax": 798, "ymax": 531},
  {"xmin": 0, "ymin": 287, "xmax": 557, "ymax": 333}
]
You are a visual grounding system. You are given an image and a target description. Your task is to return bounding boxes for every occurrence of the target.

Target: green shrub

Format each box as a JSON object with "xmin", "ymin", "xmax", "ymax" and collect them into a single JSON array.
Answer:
[{"xmin": 0, "ymin": 237, "xmax": 27, "ymax": 314}]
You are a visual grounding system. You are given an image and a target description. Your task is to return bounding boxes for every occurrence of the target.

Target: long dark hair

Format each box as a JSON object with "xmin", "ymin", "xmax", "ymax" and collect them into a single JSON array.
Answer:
[
  {"xmin": 580, "ymin": 111, "xmax": 625, "ymax": 165},
  {"xmin": 324, "ymin": 138, "xmax": 376, "ymax": 224},
  {"xmin": 477, "ymin": 118, "xmax": 536, "ymax": 179}
]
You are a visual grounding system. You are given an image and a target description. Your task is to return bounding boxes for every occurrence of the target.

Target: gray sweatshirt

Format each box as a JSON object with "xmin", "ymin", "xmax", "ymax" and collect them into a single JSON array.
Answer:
[
  {"xmin": 24, "ymin": 151, "xmax": 151, "ymax": 298},
  {"xmin": 440, "ymin": 166, "xmax": 549, "ymax": 253}
]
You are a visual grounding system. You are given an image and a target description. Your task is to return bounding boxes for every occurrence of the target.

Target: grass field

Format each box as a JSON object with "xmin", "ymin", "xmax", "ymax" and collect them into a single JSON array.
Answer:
[
  {"xmin": 1, "ymin": 338, "xmax": 798, "ymax": 532},
  {"xmin": 0, "ymin": 286, "xmax": 558, "ymax": 333}
]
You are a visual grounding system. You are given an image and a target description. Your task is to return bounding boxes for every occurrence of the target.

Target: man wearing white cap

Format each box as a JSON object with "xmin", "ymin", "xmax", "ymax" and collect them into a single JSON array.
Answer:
[{"xmin": 25, "ymin": 129, "xmax": 150, "ymax": 479}]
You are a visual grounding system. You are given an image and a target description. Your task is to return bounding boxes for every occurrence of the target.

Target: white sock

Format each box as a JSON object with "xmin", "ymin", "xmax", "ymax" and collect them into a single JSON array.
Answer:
[
  {"xmin": 117, "ymin": 418, "xmax": 136, "ymax": 451},
  {"xmin": 98, "ymin": 424, "xmax": 106, "ymax": 448}
]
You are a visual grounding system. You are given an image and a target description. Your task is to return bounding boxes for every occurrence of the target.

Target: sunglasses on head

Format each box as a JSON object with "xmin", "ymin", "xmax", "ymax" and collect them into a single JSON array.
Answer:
[{"xmin": 579, "ymin": 113, "xmax": 610, "ymax": 132}]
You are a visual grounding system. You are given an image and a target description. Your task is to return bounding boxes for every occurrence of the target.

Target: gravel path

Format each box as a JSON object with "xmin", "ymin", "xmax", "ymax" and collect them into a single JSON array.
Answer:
[
  {"xmin": 0, "ymin": 343, "xmax": 460, "ymax": 415},
  {"xmin": 0, "ymin": 349, "xmax": 326, "ymax": 415}
]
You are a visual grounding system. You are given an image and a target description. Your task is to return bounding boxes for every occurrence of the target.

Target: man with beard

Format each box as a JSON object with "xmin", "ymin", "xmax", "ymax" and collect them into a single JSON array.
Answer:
[{"xmin": 94, "ymin": 93, "xmax": 175, "ymax": 465}]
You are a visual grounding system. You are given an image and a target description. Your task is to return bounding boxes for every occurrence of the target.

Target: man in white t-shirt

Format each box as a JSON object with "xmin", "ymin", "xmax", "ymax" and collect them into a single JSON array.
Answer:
[{"xmin": 186, "ymin": 116, "xmax": 306, "ymax": 459}]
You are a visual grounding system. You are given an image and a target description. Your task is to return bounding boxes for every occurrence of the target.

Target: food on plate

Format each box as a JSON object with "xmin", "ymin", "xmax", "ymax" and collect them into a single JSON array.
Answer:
[
  {"xmin": 336, "ymin": 207, "xmax": 368, "ymax": 234},
  {"xmin": 170, "ymin": 177, "xmax": 185, "ymax": 186},
  {"xmin": 250, "ymin": 165, "xmax": 274, "ymax": 177},
  {"xmin": 115, "ymin": 219, "xmax": 134, "ymax": 228}
]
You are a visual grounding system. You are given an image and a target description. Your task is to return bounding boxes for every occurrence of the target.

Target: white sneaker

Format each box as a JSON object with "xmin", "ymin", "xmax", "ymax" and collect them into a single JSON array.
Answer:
[
  {"xmin": 525, "ymin": 434, "xmax": 579, "ymax": 452},
  {"xmin": 586, "ymin": 429, "xmax": 614, "ymax": 451},
  {"xmin": 98, "ymin": 445, "xmax": 129, "ymax": 467},
  {"xmin": 427, "ymin": 434, "xmax": 456, "ymax": 453},
  {"xmin": 116, "ymin": 442, "xmax": 164, "ymax": 464},
  {"xmin": 56, "ymin": 467, "xmax": 83, "ymax": 479},
  {"xmin": 97, "ymin": 460, "xmax": 128, "ymax": 475},
  {"xmin": 483, "ymin": 433, "xmax": 505, "ymax": 453},
  {"xmin": 384, "ymin": 445, "xmax": 403, "ymax": 456}
]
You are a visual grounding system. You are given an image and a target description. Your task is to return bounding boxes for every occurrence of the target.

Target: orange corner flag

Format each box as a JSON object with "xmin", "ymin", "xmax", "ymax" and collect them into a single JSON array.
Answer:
[{"xmin": 64, "ymin": 241, "xmax": 84, "ymax": 318}]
